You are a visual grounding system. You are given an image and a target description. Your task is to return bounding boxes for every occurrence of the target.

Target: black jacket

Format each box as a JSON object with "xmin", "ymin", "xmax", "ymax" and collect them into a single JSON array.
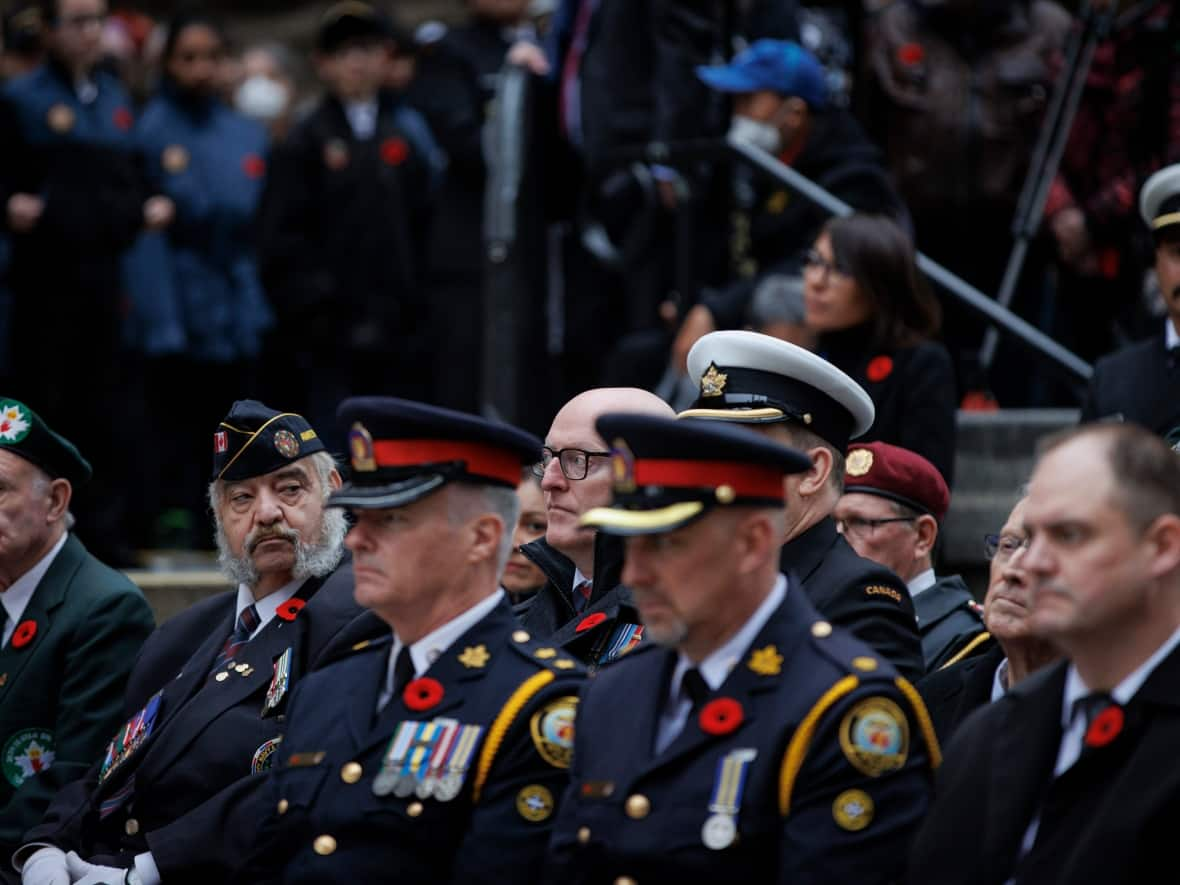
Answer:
[
  {"xmin": 780, "ymin": 516, "xmax": 924, "ymax": 682},
  {"xmin": 517, "ymin": 534, "xmax": 645, "ymax": 669},
  {"xmin": 1080, "ymin": 330, "xmax": 1180, "ymax": 437},
  {"xmin": 916, "ymin": 641, "xmax": 1004, "ymax": 747},
  {"xmin": 914, "ymin": 573, "xmax": 991, "ymax": 672}
]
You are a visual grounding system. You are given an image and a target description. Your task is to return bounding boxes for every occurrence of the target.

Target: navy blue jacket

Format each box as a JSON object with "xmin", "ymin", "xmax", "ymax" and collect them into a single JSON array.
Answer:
[
  {"xmin": 914, "ymin": 573, "xmax": 991, "ymax": 672},
  {"xmin": 544, "ymin": 579, "xmax": 937, "ymax": 883},
  {"xmin": 231, "ymin": 599, "xmax": 585, "ymax": 883}
]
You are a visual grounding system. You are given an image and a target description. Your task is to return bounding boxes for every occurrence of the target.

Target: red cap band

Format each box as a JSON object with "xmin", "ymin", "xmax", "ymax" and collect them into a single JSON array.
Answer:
[
  {"xmin": 633, "ymin": 459, "xmax": 784, "ymax": 500},
  {"xmin": 371, "ymin": 439, "xmax": 522, "ymax": 485}
]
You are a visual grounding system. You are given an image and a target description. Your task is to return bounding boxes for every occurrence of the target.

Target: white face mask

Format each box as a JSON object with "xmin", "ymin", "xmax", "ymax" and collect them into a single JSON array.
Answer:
[
  {"xmin": 727, "ymin": 115, "xmax": 782, "ymax": 155},
  {"xmin": 234, "ymin": 75, "xmax": 289, "ymax": 122}
]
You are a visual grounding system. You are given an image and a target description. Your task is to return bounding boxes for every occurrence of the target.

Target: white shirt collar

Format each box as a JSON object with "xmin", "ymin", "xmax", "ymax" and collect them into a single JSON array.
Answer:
[
  {"xmin": 1, "ymin": 532, "xmax": 68, "ymax": 647},
  {"xmin": 572, "ymin": 566, "xmax": 591, "ymax": 592},
  {"xmin": 235, "ymin": 577, "xmax": 302, "ymax": 639},
  {"xmin": 990, "ymin": 657, "xmax": 1010, "ymax": 702},
  {"xmin": 344, "ymin": 98, "xmax": 378, "ymax": 140},
  {"xmin": 907, "ymin": 568, "xmax": 937, "ymax": 597},
  {"xmin": 388, "ymin": 590, "xmax": 506, "ymax": 687},
  {"xmin": 1167, "ymin": 316, "xmax": 1180, "ymax": 350}
]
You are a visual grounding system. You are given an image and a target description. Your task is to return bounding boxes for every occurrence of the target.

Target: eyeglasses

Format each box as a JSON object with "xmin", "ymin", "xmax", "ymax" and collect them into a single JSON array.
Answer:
[
  {"xmin": 984, "ymin": 533, "xmax": 1029, "ymax": 563},
  {"xmin": 836, "ymin": 515, "xmax": 917, "ymax": 539},
  {"xmin": 802, "ymin": 248, "xmax": 849, "ymax": 282},
  {"xmin": 532, "ymin": 446, "xmax": 613, "ymax": 481}
]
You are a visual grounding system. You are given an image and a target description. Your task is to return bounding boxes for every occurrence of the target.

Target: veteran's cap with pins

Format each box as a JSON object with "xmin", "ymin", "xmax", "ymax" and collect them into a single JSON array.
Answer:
[
  {"xmin": 680, "ymin": 330, "xmax": 875, "ymax": 452},
  {"xmin": 0, "ymin": 397, "xmax": 91, "ymax": 486},
  {"xmin": 842, "ymin": 441, "xmax": 950, "ymax": 523},
  {"xmin": 332, "ymin": 397, "xmax": 542, "ymax": 510},
  {"xmin": 212, "ymin": 400, "xmax": 325, "ymax": 482},
  {"xmin": 1140, "ymin": 163, "xmax": 1180, "ymax": 238},
  {"xmin": 579, "ymin": 413, "xmax": 812, "ymax": 535}
]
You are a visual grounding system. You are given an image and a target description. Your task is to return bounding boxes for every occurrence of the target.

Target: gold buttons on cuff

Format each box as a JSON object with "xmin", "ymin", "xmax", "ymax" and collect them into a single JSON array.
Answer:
[
  {"xmin": 277, "ymin": 799, "xmax": 289, "ymax": 815},
  {"xmin": 576, "ymin": 826, "xmax": 592, "ymax": 844},
  {"xmin": 624, "ymin": 794, "xmax": 650, "ymax": 819},
  {"xmin": 215, "ymin": 672, "xmax": 229, "ymax": 682},
  {"xmin": 407, "ymin": 801, "xmax": 424, "ymax": 818},
  {"xmin": 124, "ymin": 818, "xmax": 139, "ymax": 836},
  {"xmin": 313, "ymin": 834, "xmax": 337, "ymax": 856},
  {"xmin": 512, "ymin": 630, "xmax": 530, "ymax": 643},
  {"xmin": 341, "ymin": 762, "xmax": 363, "ymax": 784}
]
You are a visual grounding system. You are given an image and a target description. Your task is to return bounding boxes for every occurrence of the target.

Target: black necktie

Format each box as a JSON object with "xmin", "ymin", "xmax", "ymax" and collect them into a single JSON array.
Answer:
[
  {"xmin": 391, "ymin": 646, "xmax": 416, "ymax": 697},
  {"xmin": 681, "ymin": 667, "xmax": 710, "ymax": 715},
  {"xmin": 209, "ymin": 604, "xmax": 260, "ymax": 675}
]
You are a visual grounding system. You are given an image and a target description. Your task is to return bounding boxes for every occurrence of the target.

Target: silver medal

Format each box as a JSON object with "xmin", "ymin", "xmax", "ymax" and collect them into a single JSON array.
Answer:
[
  {"xmin": 434, "ymin": 772, "xmax": 463, "ymax": 802},
  {"xmin": 372, "ymin": 769, "xmax": 398, "ymax": 797},
  {"xmin": 701, "ymin": 813, "xmax": 737, "ymax": 850},
  {"xmin": 415, "ymin": 775, "xmax": 436, "ymax": 799},
  {"xmin": 392, "ymin": 773, "xmax": 417, "ymax": 798}
]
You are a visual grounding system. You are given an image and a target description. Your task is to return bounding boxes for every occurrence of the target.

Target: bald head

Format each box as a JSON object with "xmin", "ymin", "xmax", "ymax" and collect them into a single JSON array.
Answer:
[{"xmin": 541, "ymin": 388, "xmax": 674, "ymax": 573}]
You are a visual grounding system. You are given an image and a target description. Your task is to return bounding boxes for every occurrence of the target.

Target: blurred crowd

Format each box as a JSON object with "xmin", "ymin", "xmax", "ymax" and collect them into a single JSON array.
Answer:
[{"xmin": 1, "ymin": 0, "xmax": 1179, "ymax": 564}]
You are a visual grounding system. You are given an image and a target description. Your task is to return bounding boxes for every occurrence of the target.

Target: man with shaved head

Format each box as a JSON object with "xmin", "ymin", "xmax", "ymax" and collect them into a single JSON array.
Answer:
[{"xmin": 517, "ymin": 388, "xmax": 674, "ymax": 667}]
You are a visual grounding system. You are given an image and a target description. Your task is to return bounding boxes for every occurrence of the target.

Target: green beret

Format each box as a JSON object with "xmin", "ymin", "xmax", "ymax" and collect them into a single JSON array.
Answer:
[{"xmin": 0, "ymin": 398, "xmax": 92, "ymax": 486}]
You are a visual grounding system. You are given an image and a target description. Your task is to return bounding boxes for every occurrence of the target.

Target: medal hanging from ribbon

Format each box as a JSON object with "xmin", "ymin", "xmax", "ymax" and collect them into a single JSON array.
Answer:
[
  {"xmin": 597, "ymin": 623, "xmax": 645, "ymax": 666},
  {"xmin": 416, "ymin": 718, "xmax": 459, "ymax": 798},
  {"xmin": 262, "ymin": 647, "xmax": 292, "ymax": 717},
  {"xmin": 701, "ymin": 748, "xmax": 757, "ymax": 850},
  {"xmin": 99, "ymin": 691, "xmax": 163, "ymax": 785}
]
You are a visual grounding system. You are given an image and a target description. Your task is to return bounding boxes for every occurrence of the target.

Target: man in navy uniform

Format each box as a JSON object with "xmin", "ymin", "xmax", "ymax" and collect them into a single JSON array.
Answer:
[
  {"xmin": 1081, "ymin": 162, "xmax": 1180, "ymax": 443},
  {"xmin": 543, "ymin": 412, "xmax": 936, "ymax": 883},
  {"xmin": 682, "ymin": 329, "xmax": 925, "ymax": 681},
  {"xmin": 0, "ymin": 398, "xmax": 154, "ymax": 866},
  {"xmin": 17, "ymin": 400, "xmax": 367, "ymax": 885},
  {"xmin": 229, "ymin": 397, "xmax": 585, "ymax": 883},
  {"xmin": 835, "ymin": 441, "xmax": 990, "ymax": 672}
]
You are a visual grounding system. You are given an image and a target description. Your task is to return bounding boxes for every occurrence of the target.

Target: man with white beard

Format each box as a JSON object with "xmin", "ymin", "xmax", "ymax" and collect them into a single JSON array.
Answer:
[{"xmin": 16, "ymin": 400, "xmax": 373, "ymax": 885}]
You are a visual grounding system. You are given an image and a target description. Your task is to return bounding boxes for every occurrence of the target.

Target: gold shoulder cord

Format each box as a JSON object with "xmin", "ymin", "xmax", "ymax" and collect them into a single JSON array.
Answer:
[
  {"xmin": 778, "ymin": 675, "xmax": 859, "ymax": 815},
  {"xmin": 472, "ymin": 670, "xmax": 556, "ymax": 803}
]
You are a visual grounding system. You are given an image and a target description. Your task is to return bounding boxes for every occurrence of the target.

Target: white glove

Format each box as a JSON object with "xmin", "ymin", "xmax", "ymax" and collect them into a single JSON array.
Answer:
[
  {"xmin": 63, "ymin": 852, "xmax": 126, "ymax": 885},
  {"xmin": 19, "ymin": 847, "xmax": 69, "ymax": 885}
]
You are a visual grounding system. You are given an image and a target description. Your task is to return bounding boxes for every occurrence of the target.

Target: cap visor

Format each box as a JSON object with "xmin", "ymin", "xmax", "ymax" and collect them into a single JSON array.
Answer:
[
  {"xmin": 695, "ymin": 65, "xmax": 761, "ymax": 93},
  {"xmin": 580, "ymin": 501, "xmax": 704, "ymax": 536},
  {"xmin": 328, "ymin": 473, "xmax": 446, "ymax": 510},
  {"xmin": 677, "ymin": 406, "xmax": 785, "ymax": 423}
]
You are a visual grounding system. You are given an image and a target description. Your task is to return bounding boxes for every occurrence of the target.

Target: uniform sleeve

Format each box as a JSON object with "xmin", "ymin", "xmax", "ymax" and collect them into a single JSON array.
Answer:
[
  {"xmin": 821, "ymin": 577, "xmax": 925, "ymax": 684},
  {"xmin": 448, "ymin": 679, "xmax": 580, "ymax": 883},
  {"xmin": 779, "ymin": 684, "xmax": 935, "ymax": 884},
  {"xmin": 0, "ymin": 588, "xmax": 155, "ymax": 846}
]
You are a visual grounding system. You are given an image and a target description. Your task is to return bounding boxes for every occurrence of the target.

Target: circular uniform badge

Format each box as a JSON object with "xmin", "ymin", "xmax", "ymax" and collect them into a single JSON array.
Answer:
[
  {"xmin": 832, "ymin": 788, "xmax": 875, "ymax": 831},
  {"xmin": 701, "ymin": 812, "xmax": 737, "ymax": 850},
  {"xmin": 515, "ymin": 784, "xmax": 555, "ymax": 822},
  {"xmin": 2, "ymin": 728, "xmax": 56, "ymax": 788},
  {"xmin": 273, "ymin": 429, "xmax": 300, "ymax": 459},
  {"xmin": 846, "ymin": 448, "xmax": 873, "ymax": 478},
  {"xmin": 162, "ymin": 144, "xmax": 189, "ymax": 173},
  {"xmin": 838, "ymin": 697, "xmax": 909, "ymax": 777},
  {"xmin": 529, "ymin": 696, "xmax": 578, "ymax": 769},
  {"xmin": 251, "ymin": 736, "xmax": 283, "ymax": 773},
  {"xmin": 0, "ymin": 402, "xmax": 32, "ymax": 444},
  {"xmin": 46, "ymin": 103, "xmax": 74, "ymax": 133}
]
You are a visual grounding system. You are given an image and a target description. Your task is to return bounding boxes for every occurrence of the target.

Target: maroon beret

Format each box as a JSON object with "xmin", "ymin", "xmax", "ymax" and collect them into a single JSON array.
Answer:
[{"xmin": 842, "ymin": 441, "xmax": 950, "ymax": 522}]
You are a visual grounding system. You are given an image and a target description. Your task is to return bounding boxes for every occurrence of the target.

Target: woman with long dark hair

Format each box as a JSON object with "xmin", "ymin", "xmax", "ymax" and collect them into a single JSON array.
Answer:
[{"xmin": 803, "ymin": 212, "xmax": 957, "ymax": 484}]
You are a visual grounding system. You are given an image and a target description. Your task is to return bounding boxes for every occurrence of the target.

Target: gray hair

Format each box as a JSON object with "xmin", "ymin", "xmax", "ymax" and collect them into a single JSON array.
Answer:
[
  {"xmin": 208, "ymin": 451, "xmax": 346, "ymax": 587},
  {"xmin": 749, "ymin": 274, "xmax": 806, "ymax": 329},
  {"xmin": 447, "ymin": 483, "xmax": 521, "ymax": 575}
]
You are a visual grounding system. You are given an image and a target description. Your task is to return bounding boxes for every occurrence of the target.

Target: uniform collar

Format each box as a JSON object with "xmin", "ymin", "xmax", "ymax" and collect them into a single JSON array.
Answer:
[
  {"xmin": 236, "ymin": 576, "xmax": 301, "ymax": 637},
  {"xmin": 1, "ymin": 531, "xmax": 68, "ymax": 639},
  {"xmin": 390, "ymin": 589, "xmax": 506, "ymax": 683},
  {"xmin": 908, "ymin": 568, "xmax": 937, "ymax": 597},
  {"xmin": 1166, "ymin": 316, "xmax": 1179, "ymax": 351}
]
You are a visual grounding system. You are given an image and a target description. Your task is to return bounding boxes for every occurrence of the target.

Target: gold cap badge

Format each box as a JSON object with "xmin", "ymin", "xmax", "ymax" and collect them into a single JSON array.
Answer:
[{"xmin": 700, "ymin": 363, "xmax": 728, "ymax": 398}]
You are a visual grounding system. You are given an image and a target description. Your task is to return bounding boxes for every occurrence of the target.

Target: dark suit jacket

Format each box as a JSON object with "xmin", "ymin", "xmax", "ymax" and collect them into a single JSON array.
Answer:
[
  {"xmin": 781, "ymin": 517, "xmax": 925, "ymax": 682},
  {"xmin": 544, "ymin": 581, "xmax": 936, "ymax": 884},
  {"xmin": 0, "ymin": 534, "xmax": 153, "ymax": 855},
  {"xmin": 916, "ymin": 642, "xmax": 1004, "ymax": 746},
  {"xmin": 910, "ymin": 650, "xmax": 1180, "ymax": 884},
  {"xmin": 914, "ymin": 574, "xmax": 991, "ymax": 672},
  {"xmin": 1080, "ymin": 331, "xmax": 1180, "ymax": 437},
  {"xmin": 26, "ymin": 560, "xmax": 380, "ymax": 883}
]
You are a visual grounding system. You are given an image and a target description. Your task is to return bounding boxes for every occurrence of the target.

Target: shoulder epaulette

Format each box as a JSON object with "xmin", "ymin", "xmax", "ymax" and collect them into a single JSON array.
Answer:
[{"xmin": 506, "ymin": 627, "xmax": 586, "ymax": 675}]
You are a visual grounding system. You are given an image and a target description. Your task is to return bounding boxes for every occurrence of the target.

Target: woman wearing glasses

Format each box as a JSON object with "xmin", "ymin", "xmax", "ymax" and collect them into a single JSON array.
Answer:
[{"xmin": 803, "ymin": 212, "xmax": 957, "ymax": 485}]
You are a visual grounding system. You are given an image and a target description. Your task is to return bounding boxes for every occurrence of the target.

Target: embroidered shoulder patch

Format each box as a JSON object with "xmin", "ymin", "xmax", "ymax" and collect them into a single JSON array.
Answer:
[
  {"xmin": 864, "ymin": 584, "xmax": 903, "ymax": 603},
  {"xmin": 529, "ymin": 696, "xmax": 578, "ymax": 769},
  {"xmin": 2, "ymin": 728, "xmax": 55, "ymax": 788},
  {"xmin": 838, "ymin": 697, "xmax": 909, "ymax": 777}
]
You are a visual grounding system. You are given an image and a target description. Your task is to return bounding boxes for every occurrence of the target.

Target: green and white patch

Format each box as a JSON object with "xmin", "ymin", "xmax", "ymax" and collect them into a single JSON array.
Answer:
[
  {"xmin": 0, "ymin": 403, "xmax": 30, "ymax": 444},
  {"xmin": 3, "ymin": 728, "xmax": 55, "ymax": 788}
]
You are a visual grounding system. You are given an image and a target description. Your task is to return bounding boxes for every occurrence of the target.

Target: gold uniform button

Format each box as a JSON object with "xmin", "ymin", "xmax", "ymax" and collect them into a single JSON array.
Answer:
[
  {"xmin": 124, "ymin": 818, "xmax": 139, "ymax": 836},
  {"xmin": 341, "ymin": 762, "xmax": 363, "ymax": 784},
  {"xmin": 577, "ymin": 826, "xmax": 592, "ymax": 844},
  {"xmin": 277, "ymin": 799, "xmax": 290, "ymax": 815},
  {"xmin": 624, "ymin": 794, "xmax": 650, "ymax": 819},
  {"xmin": 215, "ymin": 671, "xmax": 229, "ymax": 681},
  {"xmin": 313, "ymin": 834, "xmax": 337, "ymax": 856},
  {"xmin": 512, "ymin": 629, "xmax": 530, "ymax": 643},
  {"xmin": 811, "ymin": 621, "xmax": 832, "ymax": 638},
  {"xmin": 407, "ymin": 801, "xmax": 424, "ymax": 818}
]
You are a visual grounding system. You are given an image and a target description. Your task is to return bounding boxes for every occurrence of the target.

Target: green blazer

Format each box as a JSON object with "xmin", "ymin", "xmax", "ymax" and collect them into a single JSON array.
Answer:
[{"xmin": 0, "ymin": 534, "xmax": 154, "ymax": 851}]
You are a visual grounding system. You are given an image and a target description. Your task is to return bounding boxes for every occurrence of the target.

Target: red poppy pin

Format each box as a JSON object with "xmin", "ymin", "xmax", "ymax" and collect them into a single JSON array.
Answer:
[
  {"xmin": 575, "ymin": 612, "xmax": 607, "ymax": 633},
  {"xmin": 403, "ymin": 677, "xmax": 444, "ymax": 712},
  {"xmin": 275, "ymin": 598, "xmax": 306, "ymax": 622},
  {"xmin": 699, "ymin": 697, "xmax": 743, "ymax": 736},
  {"xmin": 113, "ymin": 107, "xmax": 134, "ymax": 131},
  {"xmin": 866, "ymin": 355, "xmax": 894, "ymax": 383},
  {"xmin": 242, "ymin": 154, "xmax": 266, "ymax": 179},
  {"xmin": 11, "ymin": 619, "xmax": 37, "ymax": 649},
  {"xmin": 1084, "ymin": 705, "xmax": 1124, "ymax": 748},
  {"xmin": 380, "ymin": 136, "xmax": 410, "ymax": 167},
  {"xmin": 897, "ymin": 42, "xmax": 925, "ymax": 67}
]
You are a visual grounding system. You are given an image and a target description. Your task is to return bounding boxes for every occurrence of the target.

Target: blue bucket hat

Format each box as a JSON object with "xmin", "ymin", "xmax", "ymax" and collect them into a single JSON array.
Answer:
[{"xmin": 696, "ymin": 39, "xmax": 828, "ymax": 109}]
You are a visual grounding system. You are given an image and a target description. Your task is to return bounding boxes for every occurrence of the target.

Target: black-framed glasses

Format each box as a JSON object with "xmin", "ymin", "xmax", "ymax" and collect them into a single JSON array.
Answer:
[
  {"xmin": 532, "ymin": 446, "xmax": 613, "ymax": 480},
  {"xmin": 984, "ymin": 533, "xmax": 1029, "ymax": 562},
  {"xmin": 835, "ymin": 516, "xmax": 917, "ymax": 538},
  {"xmin": 802, "ymin": 248, "xmax": 849, "ymax": 281}
]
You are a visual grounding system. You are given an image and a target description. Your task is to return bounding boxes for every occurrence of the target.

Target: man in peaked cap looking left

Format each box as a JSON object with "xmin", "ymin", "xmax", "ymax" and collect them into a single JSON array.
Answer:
[
  {"xmin": 543, "ymin": 412, "xmax": 936, "ymax": 883},
  {"xmin": 0, "ymin": 398, "xmax": 154, "ymax": 868},
  {"xmin": 19, "ymin": 400, "xmax": 370, "ymax": 885},
  {"xmin": 228, "ymin": 397, "xmax": 585, "ymax": 883},
  {"xmin": 682, "ymin": 330, "xmax": 925, "ymax": 681}
]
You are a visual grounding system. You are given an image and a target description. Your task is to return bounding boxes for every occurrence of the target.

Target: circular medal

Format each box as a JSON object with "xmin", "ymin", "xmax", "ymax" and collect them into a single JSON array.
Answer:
[
  {"xmin": 372, "ymin": 770, "xmax": 398, "ymax": 797},
  {"xmin": 392, "ymin": 774, "xmax": 417, "ymax": 798},
  {"xmin": 415, "ymin": 775, "xmax": 436, "ymax": 799},
  {"xmin": 701, "ymin": 813, "xmax": 737, "ymax": 850},
  {"xmin": 434, "ymin": 773, "xmax": 463, "ymax": 802}
]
